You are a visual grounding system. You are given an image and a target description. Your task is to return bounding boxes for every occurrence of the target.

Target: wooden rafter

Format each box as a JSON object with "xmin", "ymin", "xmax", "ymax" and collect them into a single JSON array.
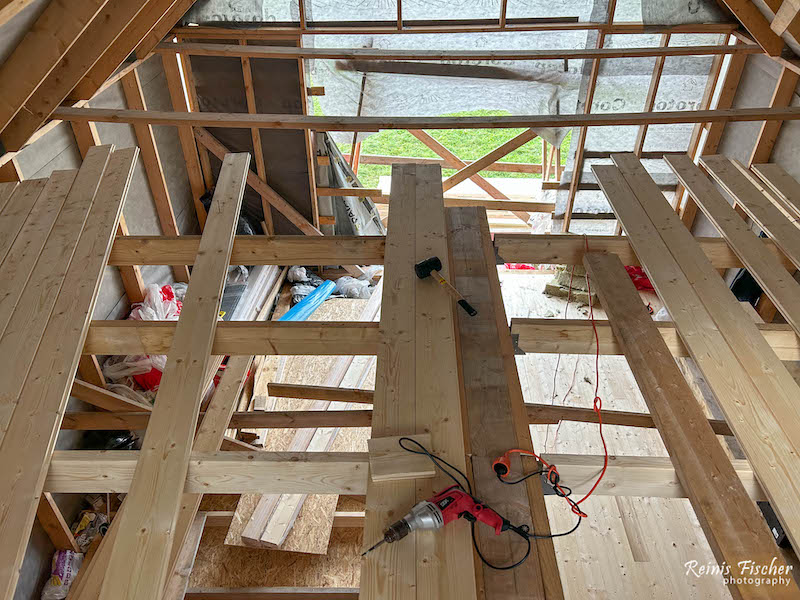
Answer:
[
  {"xmin": 121, "ymin": 69, "xmax": 190, "ymax": 283},
  {"xmin": 161, "ymin": 52, "xmax": 209, "ymax": 229},
  {"xmin": 0, "ymin": 0, "xmax": 109, "ymax": 134},
  {"xmin": 680, "ymin": 43, "xmax": 748, "ymax": 227},
  {"xmin": 719, "ymin": 0, "xmax": 784, "ymax": 55},
  {"xmin": 0, "ymin": 0, "xmax": 155, "ymax": 152},
  {"xmin": 240, "ymin": 39, "xmax": 274, "ymax": 234}
]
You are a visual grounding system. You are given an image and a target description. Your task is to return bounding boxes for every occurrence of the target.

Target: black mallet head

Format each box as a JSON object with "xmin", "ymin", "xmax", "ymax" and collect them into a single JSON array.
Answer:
[{"xmin": 414, "ymin": 256, "xmax": 442, "ymax": 280}]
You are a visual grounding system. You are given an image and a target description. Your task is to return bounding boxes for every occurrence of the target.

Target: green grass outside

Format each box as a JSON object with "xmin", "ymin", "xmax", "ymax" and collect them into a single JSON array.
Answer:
[{"xmin": 312, "ymin": 103, "xmax": 570, "ymax": 188}]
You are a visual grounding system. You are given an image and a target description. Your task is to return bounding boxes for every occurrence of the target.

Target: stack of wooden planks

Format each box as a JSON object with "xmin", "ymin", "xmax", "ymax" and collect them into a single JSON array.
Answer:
[
  {"xmin": 0, "ymin": 145, "xmax": 137, "ymax": 599},
  {"xmin": 594, "ymin": 153, "xmax": 800, "ymax": 593}
]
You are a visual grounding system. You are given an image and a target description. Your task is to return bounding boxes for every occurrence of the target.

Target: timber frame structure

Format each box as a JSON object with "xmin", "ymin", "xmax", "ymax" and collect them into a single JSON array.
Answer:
[{"xmin": 4, "ymin": 1, "xmax": 800, "ymax": 599}]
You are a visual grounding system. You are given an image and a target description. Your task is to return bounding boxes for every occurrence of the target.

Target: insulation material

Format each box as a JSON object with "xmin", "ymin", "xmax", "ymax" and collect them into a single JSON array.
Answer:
[{"xmin": 323, "ymin": 135, "xmax": 386, "ymax": 236}]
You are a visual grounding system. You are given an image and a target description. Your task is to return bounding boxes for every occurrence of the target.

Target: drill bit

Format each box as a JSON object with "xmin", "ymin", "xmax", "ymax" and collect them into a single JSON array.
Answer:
[{"xmin": 361, "ymin": 538, "xmax": 386, "ymax": 556}]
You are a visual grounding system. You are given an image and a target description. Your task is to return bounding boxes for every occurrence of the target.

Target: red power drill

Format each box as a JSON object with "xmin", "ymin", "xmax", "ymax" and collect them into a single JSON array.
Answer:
[{"xmin": 362, "ymin": 485, "xmax": 510, "ymax": 556}]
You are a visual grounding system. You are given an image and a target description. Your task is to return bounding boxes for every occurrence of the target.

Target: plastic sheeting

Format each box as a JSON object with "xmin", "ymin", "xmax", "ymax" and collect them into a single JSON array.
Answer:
[{"xmin": 181, "ymin": 0, "xmax": 733, "ymax": 218}]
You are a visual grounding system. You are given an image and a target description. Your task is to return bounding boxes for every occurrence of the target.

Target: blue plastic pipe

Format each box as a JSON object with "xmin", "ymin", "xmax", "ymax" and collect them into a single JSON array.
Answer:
[{"xmin": 279, "ymin": 279, "xmax": 336, "ymax": 322}]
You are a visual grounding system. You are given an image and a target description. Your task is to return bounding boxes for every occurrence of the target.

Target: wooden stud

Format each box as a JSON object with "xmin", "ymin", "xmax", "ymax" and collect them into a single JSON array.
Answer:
[
  {"xmin": 634, "ymin": 33, "xmax": 670, "ymax": 156},
  {"xmin": 681, "ymin": 45, "xmax": 748, "ymax": 226},
  {"xmin": 121, "ymin": 69, "xmax": 190, "ymax": 283},
  {"xmin": 562, "ymin": 0, "xmax": 615, "ymax": 233}
]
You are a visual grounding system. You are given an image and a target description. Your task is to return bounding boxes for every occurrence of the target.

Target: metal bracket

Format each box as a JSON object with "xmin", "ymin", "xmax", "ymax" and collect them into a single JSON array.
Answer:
[{"xmin": 511, "ymin": 333, "xmax": 525, "ymax": 356}]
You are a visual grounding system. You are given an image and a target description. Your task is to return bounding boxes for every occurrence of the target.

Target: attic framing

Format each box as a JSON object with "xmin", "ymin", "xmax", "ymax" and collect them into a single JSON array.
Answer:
[{"xmin": 3, "ymin": 2, "xmax": 800, "ymax": 600}]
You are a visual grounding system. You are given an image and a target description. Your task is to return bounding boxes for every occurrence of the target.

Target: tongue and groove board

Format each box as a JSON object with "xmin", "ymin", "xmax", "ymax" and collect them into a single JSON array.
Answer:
[
  {"xmin": 597, "ymin": 153, "xmax": 800, "ymax": 554},
  {"xmin": 0, "ymin": 146, "xmax": 136, "ymax": 600},
  {"xmin": 359, "ymin": 164, "xmax": 478, "ymax": 600},
  {"xmin": 583, "ymin": 251, "xmax": 792, "ymax": 600},
  {"xmin": 446, "ymin": 206, "xmax": 562, "ymax": 600},
  {"xmin": 90, "ymin": 153, "xmax": 250, "ymax": 600}
]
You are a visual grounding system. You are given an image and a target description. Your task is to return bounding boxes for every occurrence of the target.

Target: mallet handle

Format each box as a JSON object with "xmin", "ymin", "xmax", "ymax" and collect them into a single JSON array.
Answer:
[{"xmin": 431, "ymin": 270, "xmax": 478, "ymax": 316}]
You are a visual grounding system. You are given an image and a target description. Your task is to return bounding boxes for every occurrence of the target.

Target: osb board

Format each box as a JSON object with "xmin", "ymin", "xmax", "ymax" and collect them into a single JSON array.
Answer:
[
  {"xmin": 225, "ymin": 298, "xmax": 373, "ymax": 554},
  {"xmin": 192, "ymin": 526, "xmax": 363, "ymax": 588}
]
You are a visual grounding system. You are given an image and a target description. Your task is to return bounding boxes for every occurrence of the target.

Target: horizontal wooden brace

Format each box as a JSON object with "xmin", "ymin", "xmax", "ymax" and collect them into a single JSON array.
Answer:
[
  {"xmin": 62, "ymin": 404, "xmax": 732, "ymax": 436},
  {"xmin": 371, "ymin": 195, "xmax": 556, "ymax": 213},
  {"xmin": 267, "ymin": 383, "xmax": 375, "ymax": 404},
  {"xmin": 153, "ymin": 41, "xmax": 762, "ymax": 61},
  {"xmin": 512, "ymin": 318, "xmax": 800, "ymax": 361},
  {"xmin": 493, "ymin": 233, "xmax": 788, "ymax": 268},
  {"xmin": 541, "ymin": 454, "xmax": 762, "ymax": 500},
  {"xmin": 43, "ymin": 451, "xmax": 760, "ymax": 500},
  {"xmin": 83, "ymin": 321, "xmax": 381, "ymax": 356},
  {"xmin": 172, "ymin": 23, "xmax": 737, "ymax": 39},
  {"xmin": 51, "ymin": 106, "xmax": 800, "ymax": 133},
  {"xmin": 107, "ymin": 234, "xmax": 787, "ymax": 269},
  {"xmin": 344, "ymin": 153, "xmax": 543, "ymax": 175},
  {"xmin": 45, "ymin": 451, "xmax": 369, "ymax": 495},
  {"xmin": 108, "ymin": 235, "xmax": 385, "ymax": 266}
]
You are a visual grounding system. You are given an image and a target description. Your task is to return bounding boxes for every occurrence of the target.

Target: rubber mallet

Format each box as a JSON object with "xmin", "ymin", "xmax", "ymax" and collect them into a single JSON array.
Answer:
[{"xmin": 414, "ymin": 256, "xmax": 478, "ymax": 316}]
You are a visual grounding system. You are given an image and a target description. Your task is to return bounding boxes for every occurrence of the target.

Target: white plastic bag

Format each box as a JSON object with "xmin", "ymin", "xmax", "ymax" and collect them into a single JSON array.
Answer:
[
  {"xmin": 103, "ymin": 285, "xmax": 181, "ymax": 389},
  {"xmin": 288, "ymin": 266, "xmax": 308, "ymax": 282},
  {"xmin": 335, "ymin": 276, "xmax": 371, "ymax": 299},
  {"xmin": 41, "ymin": 550, "xmax": 83, "ymax": 600}
]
